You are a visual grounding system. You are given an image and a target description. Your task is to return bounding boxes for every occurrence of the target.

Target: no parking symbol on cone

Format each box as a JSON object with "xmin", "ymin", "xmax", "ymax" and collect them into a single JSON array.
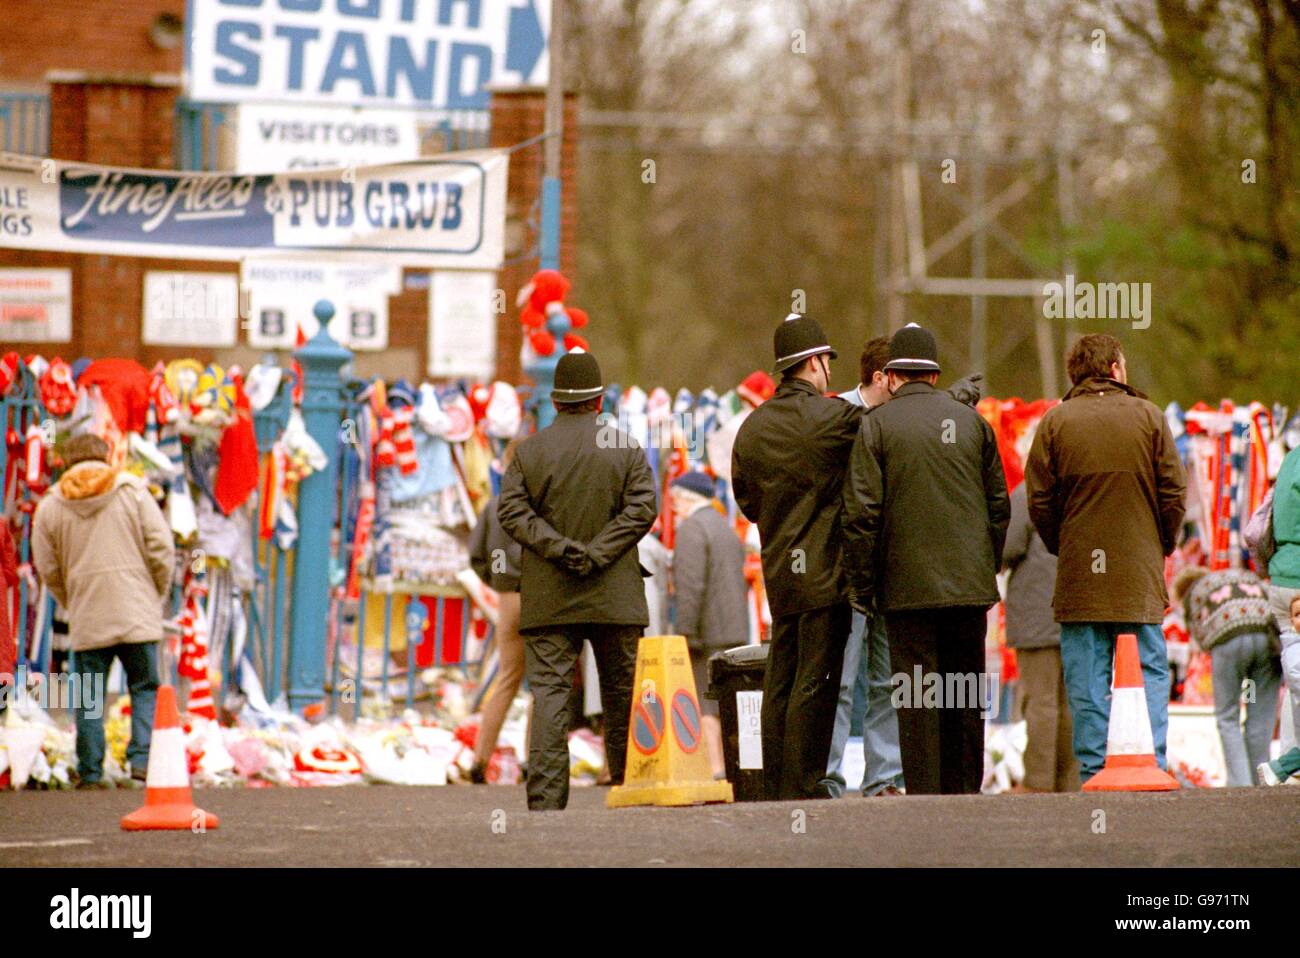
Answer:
[
  {"xmin": 631, "ymin": 689, "xmax": 666, "ymax": 755},
  {"xmin": 670, "ymin": 690, "xmax": 702, "ymax": 754},
  {"xmin": 608, "ymin": 635, "xmax": 733, "ymax": 808}
]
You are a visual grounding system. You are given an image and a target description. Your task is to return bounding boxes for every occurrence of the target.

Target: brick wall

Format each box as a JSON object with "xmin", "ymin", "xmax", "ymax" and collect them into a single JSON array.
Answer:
[
  {"xmin": 0, "ymin": 1, "xmax": 185, "ymax": 86},
  {"xmin": 489, "ymin": 90, "xmax": 579, "ymax": 386}
]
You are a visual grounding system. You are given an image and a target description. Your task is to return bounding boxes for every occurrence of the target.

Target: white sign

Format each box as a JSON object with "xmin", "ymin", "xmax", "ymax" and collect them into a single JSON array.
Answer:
[
  {"xmin": 143, "ymin": 272, "xmax": 240, "ymax": 346},
  {"xmin": 235, "ymin": 103, "xmax": 420, "ymax": 172},
  {"xmin": 188, "ymin": 0, "xmax": 550, "ymax": 109},
  {"xmin": 0, "ymin": 268, "xmax": 71, "ymax": 342},
  {"xmin": 337, "ymin": 296, "xmax": 389, "ymax": 351},
  {"xmin": 0, "ymin": 150, "xmax": 508, "ymax": 270},
  {"xmin": 429, "ymin": 269, "xmax": 496, "ymax": 378},
  {"xmin": 736, "ymin": 689, "xmax": 763, "ymax": 769},
  {"xmin": 241, "ymin": 258, "xmax": 399, "ymax": 350},
  {"xmin": 245, "ymin": 291, "xmax": 295, "ymax": 349}
]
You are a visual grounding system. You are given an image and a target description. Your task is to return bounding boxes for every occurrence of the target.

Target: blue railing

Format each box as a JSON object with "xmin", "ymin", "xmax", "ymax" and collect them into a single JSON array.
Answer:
[
  {"xmin": 3, "ymin": 344, "xmax": 485, "ymax": 718},
  {"xmin": 1, "ymin": 364, "xmax": 55, "ymax": 676},
  {"xmin": 175, "ymin": 101, "xmax": 492, "ymax": 171},
  {"xmin": 0, "ymin": 93, "xmax": 49, "ymax": 156},
  {"xmin": 248, "ymin": 374, "xmax": 296, "ymax": 706}
]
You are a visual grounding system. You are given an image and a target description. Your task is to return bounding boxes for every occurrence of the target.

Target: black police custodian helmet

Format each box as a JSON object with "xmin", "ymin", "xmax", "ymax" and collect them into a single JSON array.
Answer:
[
  {"xmin": 773, "ymin": 313, "xmax": 837, "ymax": 374},
  {"xmin": 883, "ymin": 322, "xmax": 941, "ymax": 375},
  {"xmin": 552, "ymin": 348, "xmax": 604, "ymax": 402}
]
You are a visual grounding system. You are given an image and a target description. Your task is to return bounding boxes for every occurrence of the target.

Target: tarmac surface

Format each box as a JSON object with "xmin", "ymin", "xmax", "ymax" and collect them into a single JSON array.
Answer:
[{"xmin": 1, "ymin": 782, "xmax": 1296, "ymax": 867}]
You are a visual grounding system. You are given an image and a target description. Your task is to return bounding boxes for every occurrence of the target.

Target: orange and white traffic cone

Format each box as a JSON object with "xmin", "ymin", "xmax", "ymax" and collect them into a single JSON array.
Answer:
[
  {"xmin": 121, "ymin": 685, "xmax": 220, "ymax": 831},
  {"xmin": 1082, "ymin": 633, "xmax": 1180, "ymax": 792}
]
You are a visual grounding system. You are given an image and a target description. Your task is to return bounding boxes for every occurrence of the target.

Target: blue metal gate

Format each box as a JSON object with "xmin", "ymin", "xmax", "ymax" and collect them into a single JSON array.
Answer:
[{"xmin": 0, "ymin": 93, "xmax": 49, "ymax": 156}]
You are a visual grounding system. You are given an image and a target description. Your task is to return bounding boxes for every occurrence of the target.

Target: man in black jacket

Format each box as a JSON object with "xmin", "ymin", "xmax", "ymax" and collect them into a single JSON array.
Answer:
[
  {"xmin": 732, "ymin": 314, "xmax": 863, "ymax": 800},
  {"xmin": 841, "ymin": 323, "xmax": 1009, "ymax": 794},
  {"xmin": 498, "ymin": 349, "xmax": 658, "ymax": 810}
]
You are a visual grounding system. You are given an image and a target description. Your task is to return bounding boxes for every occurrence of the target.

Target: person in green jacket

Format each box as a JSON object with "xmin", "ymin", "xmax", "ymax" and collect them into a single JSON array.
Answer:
[
  {"xmin": 1258, "ymin": 593, "xmax": 1300, "ymax": 785},
  {"xmin": 1267, "ymin": 444, "xmax": 1300, "ymax": 634}
]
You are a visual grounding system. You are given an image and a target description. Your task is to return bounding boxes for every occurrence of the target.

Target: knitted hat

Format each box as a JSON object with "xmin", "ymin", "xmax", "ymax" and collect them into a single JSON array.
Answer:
[
  {"xmin": 737, "ymin": 370, "xmax": 776, "ymax": 407},
  {"xmin": 40, "ymin": 358, "xmax": 77, "ymax": 416},
  {"xmin": 439, "ymin": 391, "xmax": 476, "ymax": 443},
  {"xmin": 884, "ymin": 323, "xmax": 941, "ymax": 374},
  {"xmin": 467, "ymin": 383, "xmax": 492, "ymax": 422},
  {"xmin": 670, "ymin": 471, "xmax": 715, "ymax": 499},
  {"xmin": 773, "ymin": 313, "xmax": 837, "ymax": 373},
  {"xmin": 387, "ymin": 380, "xmax": 418, "ymax": 409},
  {"xmin": 484, "ymin": 381, "xmax": 522, "ymax": 439},
  {"xmin": 553, "ymin": 348, "xmax": 603, "ymax": 403},
  {"xmin": 0, "ymin": 352, "xmax": 21, "ymax": 396},
  {"xmin": 193, "ymin": 363, "xmax": 235, "ymax": 415},
  {"xmin": 243, "ymin": 364, "xmax": 283, "ymax": 412},
  {"xmin": 647, "ymin": 387, "xmax": 672, "ymax": 426},
  {"xmin": 602, "ymin": 383, "xmax": 623, "ymax": 416}
]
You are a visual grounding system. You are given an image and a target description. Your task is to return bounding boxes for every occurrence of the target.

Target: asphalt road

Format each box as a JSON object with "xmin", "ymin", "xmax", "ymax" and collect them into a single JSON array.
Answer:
[{"xmin": 1, "ymin": 784, "xmax": 1296, "ymax": 867}]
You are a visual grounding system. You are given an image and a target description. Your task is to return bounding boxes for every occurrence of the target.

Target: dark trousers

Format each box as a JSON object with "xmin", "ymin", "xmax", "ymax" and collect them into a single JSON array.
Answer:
[
  {"xmin": 522, "ymin": 624, "xmax": 640, "ymax": 811},
  {"xmin": 762, "ymin": 603, "xmax": 850, "ymax": 800},
  {"xmin": 72, "ymin": 642, "xmax": 159, "ymax": 783},
  {"xmin": 885, "ymin": 606, "xmax": 987, "ymax": 795}
]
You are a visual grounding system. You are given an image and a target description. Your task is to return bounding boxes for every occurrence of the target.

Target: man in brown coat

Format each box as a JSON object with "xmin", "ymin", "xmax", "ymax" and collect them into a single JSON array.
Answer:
[
  {"xmin": 33, "ymin": 434, "xmax": 175, "ymax": 787},
  {"xmin": 1024, "ymin": 334, "xmax": 1186, "ymax": 784}
]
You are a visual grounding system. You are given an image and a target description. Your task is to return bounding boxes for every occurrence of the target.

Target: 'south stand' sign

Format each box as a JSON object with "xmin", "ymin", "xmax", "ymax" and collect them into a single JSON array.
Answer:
[
  {"xmin": 187, "ymin": 0, "xmax": 550, "ymax": 109},
  {"xmin": 0, "ymin": 150, "xmax": 507, "ymax": 269}
]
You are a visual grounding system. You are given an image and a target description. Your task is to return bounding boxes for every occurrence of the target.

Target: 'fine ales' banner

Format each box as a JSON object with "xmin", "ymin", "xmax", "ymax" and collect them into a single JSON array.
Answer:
[{"xmin": 0, "ymin": 150, "xmax": 507, "ymax": 269}]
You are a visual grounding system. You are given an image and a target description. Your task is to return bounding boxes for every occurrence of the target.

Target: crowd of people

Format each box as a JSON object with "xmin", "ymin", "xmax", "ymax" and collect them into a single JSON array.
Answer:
[
  {"xmin": 488, "ymin": 317, "xmax": 1299, "ymax": 808},
  {"xmin": 13, "ymin": 316, "xmax": 1299, "ymax": 806}
]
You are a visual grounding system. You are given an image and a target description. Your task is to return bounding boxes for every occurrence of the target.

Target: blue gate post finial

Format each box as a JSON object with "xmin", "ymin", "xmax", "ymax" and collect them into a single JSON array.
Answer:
[
  {"xmin": 287, "ymin": 300, "xmax": 352, "ymax": 713},
  {"xmin": 523, "ymin": 307, "xmax": 572, "ymax": 430}
]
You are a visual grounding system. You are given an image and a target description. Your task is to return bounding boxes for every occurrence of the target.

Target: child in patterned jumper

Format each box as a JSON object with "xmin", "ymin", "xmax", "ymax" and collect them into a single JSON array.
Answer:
[{"xmin": 1174, "ymin": 565, "xmax": 1281, "ymax": 786}]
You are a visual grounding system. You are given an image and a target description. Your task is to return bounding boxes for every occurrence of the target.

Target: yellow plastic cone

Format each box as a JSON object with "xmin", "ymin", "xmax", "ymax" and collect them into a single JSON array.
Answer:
[{"xmin": 607, "ymin": 635, "xmax": 734, "ymax": 808}]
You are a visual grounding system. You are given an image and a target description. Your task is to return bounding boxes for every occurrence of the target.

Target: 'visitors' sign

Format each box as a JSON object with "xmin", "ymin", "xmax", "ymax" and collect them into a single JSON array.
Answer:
[{"xmin": 234, "ymin": 103, "xmax": 420, "ymax": 172}]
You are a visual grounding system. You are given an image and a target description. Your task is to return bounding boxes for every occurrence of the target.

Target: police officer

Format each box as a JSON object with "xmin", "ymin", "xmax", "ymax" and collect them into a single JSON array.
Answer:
[
  {"xmin": 498, "ymin": 349, "xmax": 658, "ymax": 811},
  {"xmin": 731, "ymin": 314, "xmax": 863, "ymax": 800},
  {"xmin": 841, "ymin": 323, "xmax": 1009, "ymax": 795}
]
